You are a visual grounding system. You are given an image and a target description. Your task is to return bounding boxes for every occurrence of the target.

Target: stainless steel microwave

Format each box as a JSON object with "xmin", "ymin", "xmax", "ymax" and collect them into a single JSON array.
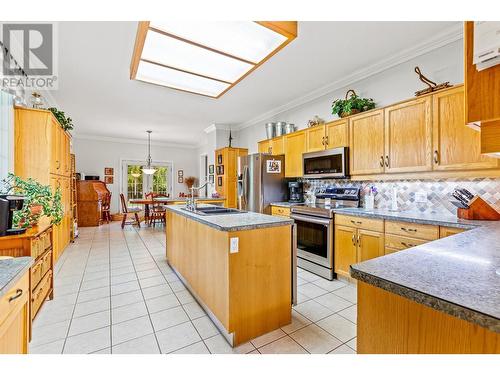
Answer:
[{"xmin": 302, "ymin": 147, "xmax": 349, "ymax": 179}]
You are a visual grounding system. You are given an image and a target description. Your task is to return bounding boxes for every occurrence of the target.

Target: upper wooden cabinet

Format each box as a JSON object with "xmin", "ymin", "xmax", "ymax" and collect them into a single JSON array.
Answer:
[
  {"xmin": 349, "ymin": 109, "xmax": 385, "ymax": 175},
  {"xmin": 258, "ymin": 139, "xmax": 270, "ymax": 154},
  {"xmin": 284, "ymin": 130, "xmax": 306, "ymax": 177},
  {"xmin": 432, "ymin": 86, "xmax": 497, "ymax": 170},
  {"xmin": 325, "ymin": 119, "xmax": 348, "ymax": 149},
  {"xmin": 384, "ymin": 96, "xmax": 432, "ymax": 173},
  {"xmin": 270, "ymin": 136, "xmax": 285, "ymax": 155},
  {"xmin": 306, "ymin": 125, "xmax": 326, "ymax": 152}
]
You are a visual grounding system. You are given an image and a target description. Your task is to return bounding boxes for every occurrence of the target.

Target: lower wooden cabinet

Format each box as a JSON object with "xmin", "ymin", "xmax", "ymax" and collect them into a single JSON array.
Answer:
[
  {"xmin": 334, "ymin": 222, "xmax": 384, "ymax": 279},
  {"xmin": 0, "ymin": 272, "xmax": 30, "ymax": 354},
  {"xmin": 271, "ymin": 206, "xmax": 290, "ymax": 218},
  {"xmin": 439, "ymin": 226, "xmax": 466, "ymax": 238}
]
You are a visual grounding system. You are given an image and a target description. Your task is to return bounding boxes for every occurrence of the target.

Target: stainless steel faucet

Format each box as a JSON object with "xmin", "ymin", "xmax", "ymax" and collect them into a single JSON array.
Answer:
[{"xmin": 186, "ymin": 181, "xmax": 213, "ymax": 211}]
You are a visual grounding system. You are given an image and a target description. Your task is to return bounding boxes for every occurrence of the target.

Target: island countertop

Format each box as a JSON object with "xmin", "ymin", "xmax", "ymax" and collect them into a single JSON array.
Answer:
[
  {"xmin": 351, "ymin": 219, "xmax": 500, "ymax": 333},
  {"xmin": 0, "ymin": 257, "xmax": 34, "ymax": 298},
  {"xmin": 164, "ymin": 204, "xmax": 293, "ymax": 232}
]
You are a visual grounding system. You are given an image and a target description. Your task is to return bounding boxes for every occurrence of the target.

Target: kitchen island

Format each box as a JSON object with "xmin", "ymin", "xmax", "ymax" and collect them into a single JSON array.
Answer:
[
  {"xmin": 165, "ymin": 205, "xmax": 294, "ymax": 346},
  {"xmin": 350, "ymin": 215, "xmax": 500, "ymax": 354}
]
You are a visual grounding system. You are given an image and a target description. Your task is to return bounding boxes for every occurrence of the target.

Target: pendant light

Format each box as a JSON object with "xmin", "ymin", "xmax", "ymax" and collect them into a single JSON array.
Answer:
[{"xmin": 142, "ymin": 130, "xmax": 157, "ymax": 175}]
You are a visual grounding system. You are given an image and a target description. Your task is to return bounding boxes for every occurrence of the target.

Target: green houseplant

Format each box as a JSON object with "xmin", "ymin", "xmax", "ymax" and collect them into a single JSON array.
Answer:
[
  {"xmin": 47, "ymin": 107, "xmax": 74, "ymax": 131},
  {"xmin": 0, "ymin": 173, "xmax": 63, "ymax": 228},
  {"xmin": 331, "ymin": 89, "xmax": 376, "ymax": 118}
]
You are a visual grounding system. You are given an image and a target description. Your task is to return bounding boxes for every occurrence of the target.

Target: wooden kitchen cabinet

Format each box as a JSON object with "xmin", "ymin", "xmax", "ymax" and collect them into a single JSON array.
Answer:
[
  {"xmin": 384, "ymin": 96, "xmax": 432, "ymax": 173},
  {"xmin": 432, "ymin": 86, "xmax": 498, "ymax": 171},
  {"xmin": 334, "ymin": 225, "xmax": 357, "ymax": 278},
  {"xmin": 357, "ymin": 229, "xmax": 385, "ymax": 262},
  {"xmin": 349, "ymin": 109, "xmax": 385, "ymax": 175},
  {"xmin": 325, "ymin": 119, "xmax": 348, "ymax": 149},
  {"xmin": 270, "ymin": 136, "xmax": 285, "ymax": 155},
  {"xmin": 258, "ymin": 139, "xmax": 271, "ymax": 154},
  {"xmin": 439, "ymin": 226, "xmax": 466, "ymax": 238},
  {"xmin": 0, "ymin": 272, "xmax": 30, "ymax": 354},
  {"xmin": 215, "ymin": 147, "xmax": 248, "ymax": 208},
  {"xmin": 284, "ymin": 130, "xmax": 307, "ymax": 177},
  {"xmin": 334, "ymin": 215, "xmax": 384, "ymax": 279},
  {"xmin": 306, "ymin": 125, "xmax": 326, "ymax": 152},
  {"xmin": 271, "ymin": 205, "xmax": 291, "ymax": 218}
]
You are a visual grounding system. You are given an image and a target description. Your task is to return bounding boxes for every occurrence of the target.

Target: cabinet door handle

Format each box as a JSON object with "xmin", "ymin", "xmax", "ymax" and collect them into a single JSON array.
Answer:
[
  {"xmin": 357, "ymin": 235, "xmax": 361, "ymax": 247},
  {"xmin": 434, "ymin": 150, "xmax": 439, "ymax": 164},
  {"xmin": 401, "ymin": 227, "xmax": 417, "ymax": 232},
  {"xmin": 9, "ymin": 289, "xmax": 23, "ymax": 302},
  {"xmin": 325, "ymin": 136, "xmax": 329, "ymax": 146},
  {"xmin": 379, "ymin": 156, "xmax": 384, "ymax": 167},
  {"xmin": 385, "ymin": 156, "xmax": 389, "ymax": 167},
  {"xmin": 321, "ymin": 137, "xmax": 325, "ymax": 146},
  {"xmin": 56, "ymin": 160, "xmax": 60, "ymax": 170},
  {"xmin": 351, "ymin": 234, "xmax": 356, "ymax": 246}
]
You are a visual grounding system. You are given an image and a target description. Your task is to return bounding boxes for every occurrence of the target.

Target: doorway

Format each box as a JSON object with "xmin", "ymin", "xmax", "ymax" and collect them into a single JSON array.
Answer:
[
  {"xmin": 199, "ymin": 153, "xmax": 208, "ymax": 197},
  {"xmin": 121, "ymin": 160, "xmax": 173, "ymax": 202}
]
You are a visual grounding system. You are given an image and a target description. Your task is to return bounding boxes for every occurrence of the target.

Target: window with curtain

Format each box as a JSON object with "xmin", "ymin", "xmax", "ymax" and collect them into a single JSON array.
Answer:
[{"xmin": 0, "ymin": 91, "xmax": 14, "ymax": 181}]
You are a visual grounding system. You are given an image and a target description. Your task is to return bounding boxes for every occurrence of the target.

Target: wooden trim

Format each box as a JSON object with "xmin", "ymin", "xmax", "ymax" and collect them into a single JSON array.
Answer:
[
  {"xmin": 130, "ymin": 21, "xmax": 150, "ymax": 80},
  {"xmin": 140, "ymin": 58, "xmax": 233, "ymax": 84},
  {"xmin": 148, "ymin": 26, "xmax": 256, "ymax": 66},
  {"xmin": 129, "ymin": 21, "xmax": 297, "ymax": 99}
]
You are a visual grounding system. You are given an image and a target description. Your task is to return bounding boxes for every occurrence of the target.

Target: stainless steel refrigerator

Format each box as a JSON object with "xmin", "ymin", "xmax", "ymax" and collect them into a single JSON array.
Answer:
[{"xmin": 237, "ymin": 153, "xmax": 287, "ymax": 214}]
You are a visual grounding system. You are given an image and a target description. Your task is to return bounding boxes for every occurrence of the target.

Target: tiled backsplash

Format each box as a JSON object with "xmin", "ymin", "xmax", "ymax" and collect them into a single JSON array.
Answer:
[{"xmin": 302, "ymin": 178, "xmax": 500, "ymax": 215}]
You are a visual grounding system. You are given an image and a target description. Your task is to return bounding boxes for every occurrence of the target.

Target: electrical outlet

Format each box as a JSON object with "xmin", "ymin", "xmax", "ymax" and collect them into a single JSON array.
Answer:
[
  {"xmin": 415, "ymin": 191, "xmax": 428, "ymax": 203},
  {"xmin": 230, "ymin": 237, "xmax": 239, "ymax": 253}
]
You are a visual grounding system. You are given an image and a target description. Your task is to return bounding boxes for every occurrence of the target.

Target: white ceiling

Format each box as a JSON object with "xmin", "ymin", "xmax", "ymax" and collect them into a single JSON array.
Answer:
[{"xmin": 51, "ymin": 21, "xmax": 461, "ymax": 147}]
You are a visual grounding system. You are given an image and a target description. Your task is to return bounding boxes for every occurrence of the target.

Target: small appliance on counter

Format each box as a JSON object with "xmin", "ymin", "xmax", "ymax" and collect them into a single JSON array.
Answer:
[
  {"xmin": 288, "ymin": 181, "xmax": 304, "ymax": 203},
  {"xmin": 291, "ymin": 187, "xmax": 360, "ymax": 280},
  {"xmin": 0, "ymin": 195, "xmax": 27, "ymax": 237}
]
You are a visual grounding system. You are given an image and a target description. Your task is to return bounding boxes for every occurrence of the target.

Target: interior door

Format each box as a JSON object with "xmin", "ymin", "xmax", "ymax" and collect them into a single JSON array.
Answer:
[
  {"xmin": 384, "ymin": 97, "xmax": 432, "ymax": 173},
  {"xmin": 349, "ymin": 110, "xmax": 385, "ymax": 175},
  {"xmin": 334, "ymin": 225, "xmax": 357, "ymax": 278}
]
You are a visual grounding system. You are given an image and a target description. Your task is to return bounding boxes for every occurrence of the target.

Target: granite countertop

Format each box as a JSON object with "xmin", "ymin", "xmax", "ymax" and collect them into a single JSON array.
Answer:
[
  {"xmin": 0, "ymin": 257, "xmax": 33, "ymax": 298},
  {"xmin": 350, "ymin": 220, "xmax": 500, "ymax": 333},
  {"xmin": 270, "ymin": 202, "xmax": 303, "ymax": 208},
  {"xmin": 332, "ymin": 207, "xmax": 482, "ymax": 229},
  {"xmin": 165, "ymin": 204, "xmax": 294, "ymax": 232}
]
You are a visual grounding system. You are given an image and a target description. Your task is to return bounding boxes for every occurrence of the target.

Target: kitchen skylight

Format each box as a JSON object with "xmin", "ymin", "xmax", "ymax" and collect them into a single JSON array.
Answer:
[{"xmin": 130, "ymin": 21, "xmax": 297, "ymax": 98}]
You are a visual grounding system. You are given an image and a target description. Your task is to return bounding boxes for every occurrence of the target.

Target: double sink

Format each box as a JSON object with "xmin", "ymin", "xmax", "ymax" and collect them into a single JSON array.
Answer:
[{"xmin": 182, "ymin": 206, "xmax": 244, "ymax": 216}]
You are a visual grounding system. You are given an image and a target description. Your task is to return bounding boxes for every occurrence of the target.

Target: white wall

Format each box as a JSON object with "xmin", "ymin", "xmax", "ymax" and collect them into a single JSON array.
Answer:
[
  {"xmin": 73, "ymin": 138, "xmax": 198, "ymax": 212},
  {"xmin": 237, "ymin": 40, "xmax": 464, "ymax": 153}
]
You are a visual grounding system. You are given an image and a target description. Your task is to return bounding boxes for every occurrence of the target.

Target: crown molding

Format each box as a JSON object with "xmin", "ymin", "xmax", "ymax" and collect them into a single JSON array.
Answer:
[
  {"xmin": 234, "ymin": 23, "xmax": 464, "ymax": 131},
  {"xmin": 72, "ymin": 133, "xmax": 198, "ymax": 149},
  {"xmin": 204, "ymin": 123, "xmax": 233, "ymax": 133}
]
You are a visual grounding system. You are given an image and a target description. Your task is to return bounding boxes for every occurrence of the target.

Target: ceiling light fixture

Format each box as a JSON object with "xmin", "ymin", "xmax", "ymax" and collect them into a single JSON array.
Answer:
[
  {"xmin": 130, "ymin": 21, "xmax": 297, "ymax": 98},
  {"xmin": 142, "ymin": 130, "xmax": 157, "ymax": 175}
]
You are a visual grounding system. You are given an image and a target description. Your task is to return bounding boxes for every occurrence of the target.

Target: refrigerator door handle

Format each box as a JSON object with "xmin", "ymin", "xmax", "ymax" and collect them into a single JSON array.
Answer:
[
  {"xmin": 291, "ymin": 223, "xmax": 297, "ymax": 306},
  {"xmin": 242, "ymin": 165, "xmax": 248, "ymax": 209}
]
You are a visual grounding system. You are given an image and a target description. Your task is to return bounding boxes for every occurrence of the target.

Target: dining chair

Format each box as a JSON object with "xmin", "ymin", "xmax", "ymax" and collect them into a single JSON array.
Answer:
[
  {"xmin": 101, "ymin": 193, "xmax": 112, "ymax": 224},
  {"xmin": 146, "ymin": 192, "xmax": 167, "ymax": 227},
  {"xmin": 120, "ymin": 193, "xmax": 142, "ymax": 229}
]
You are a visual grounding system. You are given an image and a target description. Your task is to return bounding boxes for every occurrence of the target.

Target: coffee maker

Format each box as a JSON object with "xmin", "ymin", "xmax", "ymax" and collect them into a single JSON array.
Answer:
[
  {"xmin": 0, "ymin": 195, "xmax": 27, "ymax": 237},
  {"xmin": 288, "ymin": 181, "xmax": 304, "ymax": 203}
]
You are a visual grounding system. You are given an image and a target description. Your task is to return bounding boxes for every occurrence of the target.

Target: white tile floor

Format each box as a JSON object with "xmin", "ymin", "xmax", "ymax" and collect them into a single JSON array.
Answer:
[{"xmin": 29, "ymin": 223, "xmax": 357, "ymax": 354}]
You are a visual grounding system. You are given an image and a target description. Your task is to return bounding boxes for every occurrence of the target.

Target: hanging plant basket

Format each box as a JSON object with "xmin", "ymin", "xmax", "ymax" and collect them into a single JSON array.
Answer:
[{"xmin": 332, "ymin": 89, "xmax": 375, "ymax": 118}]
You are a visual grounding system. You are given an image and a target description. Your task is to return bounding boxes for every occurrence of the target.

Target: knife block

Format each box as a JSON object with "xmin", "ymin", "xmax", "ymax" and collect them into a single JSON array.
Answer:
[{"xmin": 457, "ymin": 196, "xmax": 500, "ymax": 220}]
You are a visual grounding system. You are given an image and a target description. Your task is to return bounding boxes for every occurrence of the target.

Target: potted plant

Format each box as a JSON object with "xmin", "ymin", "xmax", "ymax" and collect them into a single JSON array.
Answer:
[
  {"xmin": 47, "ymin": 107, "xmax": 74, "ymax": 131},
  {"xmin": 0, "ymin": 173, "xmax": 63, "ymax": 228},
  {"xmin": 331, "ymin": 89, "xmax": 376, "ymax": 118}
]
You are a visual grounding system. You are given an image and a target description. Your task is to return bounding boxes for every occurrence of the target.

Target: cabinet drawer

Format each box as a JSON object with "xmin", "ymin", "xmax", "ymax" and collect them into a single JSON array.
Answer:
[
  {"xmin": 385, "ymin": 220, "xmax": 439, "ymax": 240},
  {"xmin": 30, "ymin": 257, "xmax": 44, "ymax": 290},
  {"xmin": 439, "ymin": 226, "xmax": 466, "ymax": 238},
  {"xmin": 0, "ymin": 272, "xmax": 29, "ymax": 327},
  {"xmin": 271, "ymin": 206, "xmax": 291, "ymax": 217},
  {"xmin": 384, "ymin": 234, "xmax": 427, "ymax": 251},
  {"xmin": 384, "ymin": 247, "xmax": 400, "ymax": 255},
  {"xmin": 31, "ymin": 238, "xmax": 43, "ymax": 259},
  {"xmin": 335, "ymin": 214, "xmax": 384, "ymax": 232},
  {"xmin": 31, "ymin": 270, "xmax": 52, "ymax": 319}
]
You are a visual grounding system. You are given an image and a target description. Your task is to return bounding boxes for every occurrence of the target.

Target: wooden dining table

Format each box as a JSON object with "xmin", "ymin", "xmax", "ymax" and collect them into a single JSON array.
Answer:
[{"xmin": 128, "ymin": 197, "xmax": 225, "ymax": 225}]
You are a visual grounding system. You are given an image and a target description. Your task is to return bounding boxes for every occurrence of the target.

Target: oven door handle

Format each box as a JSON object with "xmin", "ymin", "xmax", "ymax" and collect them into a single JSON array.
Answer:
[{"xmin": 290, "ymin": 214, "xmax": 331, "ymax": 226}]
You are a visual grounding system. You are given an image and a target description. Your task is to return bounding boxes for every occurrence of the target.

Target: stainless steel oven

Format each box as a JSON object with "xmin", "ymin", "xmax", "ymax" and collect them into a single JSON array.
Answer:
[
  {"xmin": 291, "ymin": 208, "xmax": 334, "ymax": 280},
  {"xmin": 303, "ymin": 147, "xmax": 349, "ymax": 179}
]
